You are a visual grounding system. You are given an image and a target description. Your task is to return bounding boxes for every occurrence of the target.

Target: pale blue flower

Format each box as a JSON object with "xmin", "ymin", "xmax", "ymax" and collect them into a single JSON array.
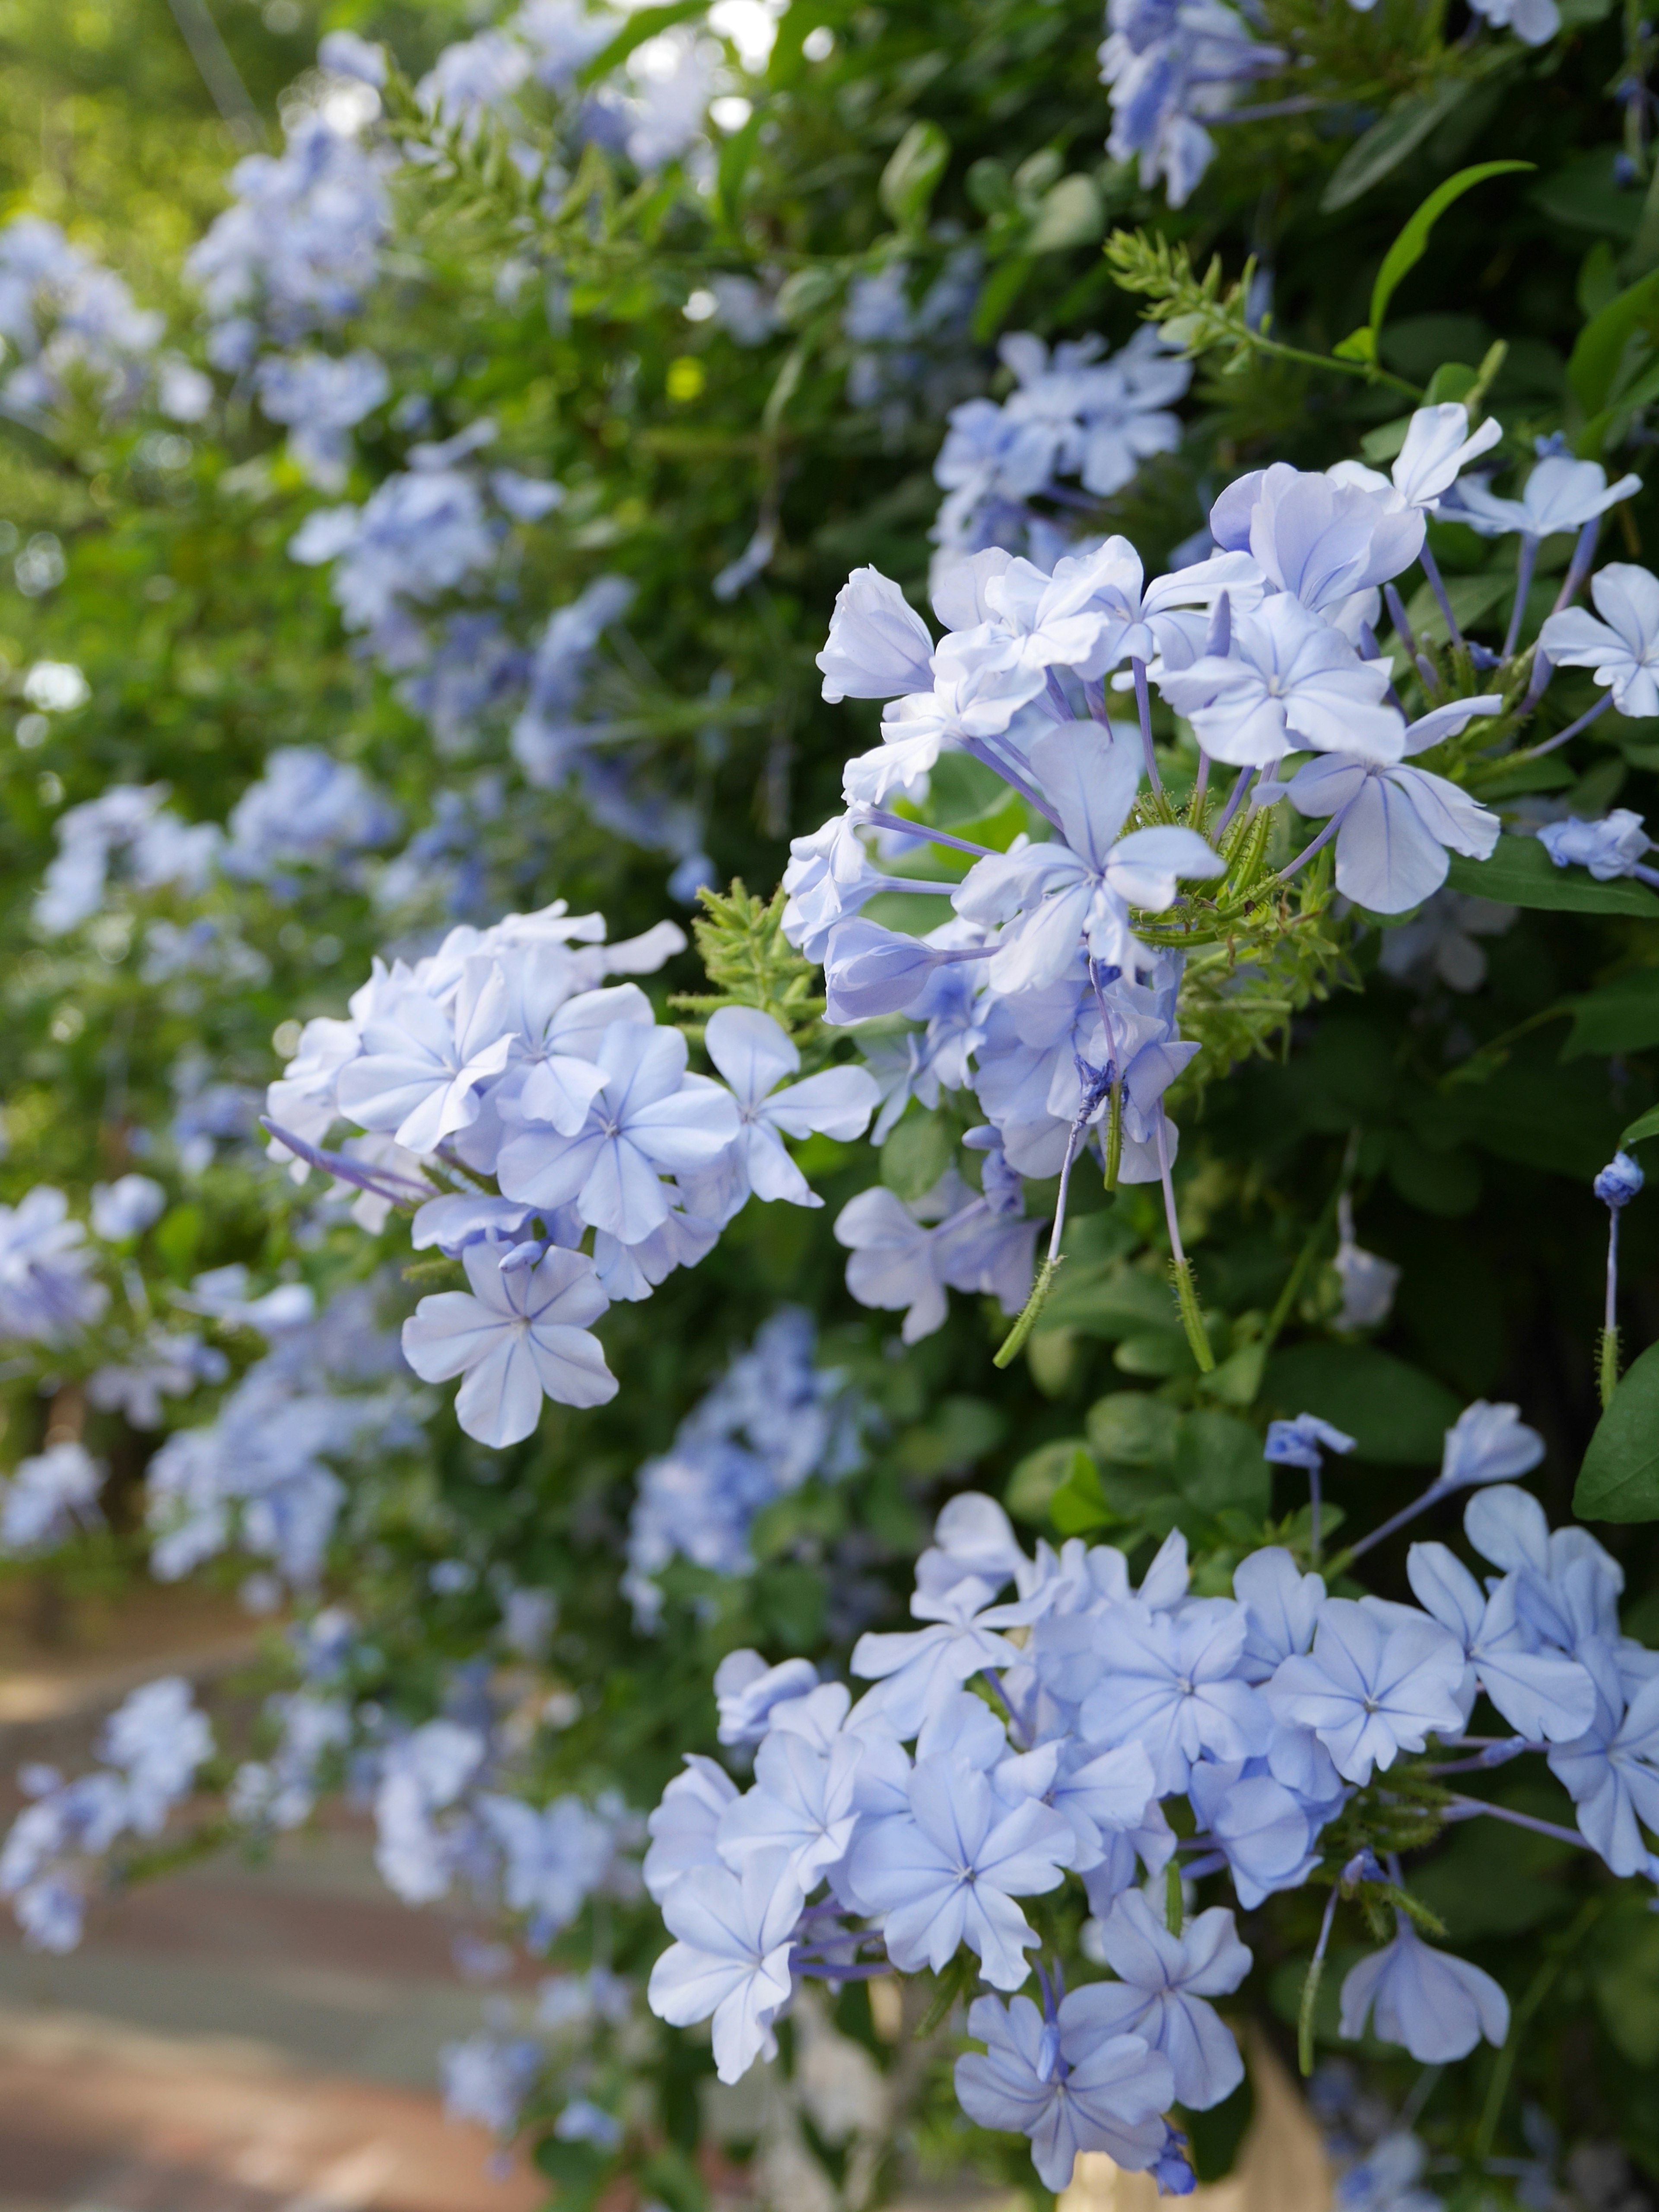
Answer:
[
  {"xmin": 817, "ymin": 566, "xmax": 936, "ymax": 702},
  {"xmin": 90, "ymin": 1173, "xmax": 165, "ymax": 1241},
  {"xmin": 703, "ymin": 1007, "xmax": 879, "ymax": 1211},
  {"xmin": 643, "ymin": 1754, "xmax": 740, "ymax": 1900},
  {"xmin": 1077, "ymin": 1599, "xmax": 1270, "ymax": 1793},
  {"xmin": 1209, "ymin": 462, "xmax": 1424, "ymax": 621},
  {"xmin": 1185, "ymin": 1758, "xmax": 1322, "ymax": 1907},
  {"xmin": 0, "ymin": 1186, "xmax": 108, "ymax": 1344},
  {"xmin": 1596, "ymin": 1151, "xmax": 1645, "ymax": 1208},
  {"xmin": 1547, "ymin": 1653, "xmax": 1659, "ymax": 1875},
  {"xmin": 254, "ymin": 349, "xmax": 388, "ymax": 488},
  {"xmin": 718, "ymin": 1726, "xmax": 864, "ymax": 1889},
  {"xmin": 1264, "ymin": 1414, "xmax": 1355, "ymax": 1474},
  {"xmin": 1098, "ymin": 0, "xmax": 1284, "ymax": 210},
  {"xmin": 847, "ymin": 1751, "xmax": 1075, "ymax": 1987},
  {"xmin": 1267, "ymin": 1598, "xmax": 1466, "ymax": 1783},
  {"xmin": 1452, "ymin": 455, "xmax": 1641, "ymax": 540},
  {"xmin": 1063, "ymin": 1890, "xmax": 1251, "ymax": 2109},
  {"xmin": 1439, "ymin": 1399, "xmax": 1545, "ymax": 1490},
  {"xmin": 715, "ymin": 1652, "xmax": 821, "ymax": 1745},
  {"xmin": 0, "ymin": 1442, "xmax": 102, "ymax": 1554},
  {"xmin": 1155, "ymin": 595, "xmax": 1405, "ymax": 769},
  {"xmin": 441, "ymin": 2033, "xmax": 542, "ymax": 2137},
  {"xmin": 953, "ymin": 724, "xmax": 1222, "ymax": 989},
  {"xmin": 478, "ymin": 1792, "xmax": 617, "ymax": 1944},
  {"xmin": 954, "ymin": 1990, "xmax": 1174, "ymax": 2188},
  {"xmin": 1338, "ymin": 1914, "xmax": 1509, "ymax": 2062},
  {"xmin": 1538, "ymin": 564, "xmax": 1659, "ymax": 717},
  {"xmin": 1538, "ymin": 809, "xmax": 1656, "ymax": 882},
  {"xmin": 647, "ymin": 1847, "xmax": 804, "ymax": 2084},
  {"xmin": 1406, "ymin": 1541, "xmax": 1596, "ymax": 1742},
  {"xmin": 401, "ymin": 1244, "xmax": 617, "ymax": 1447},
  {"xmin": 497, "ymin": 1021, "xmax": 739, "ymax": 1244}
]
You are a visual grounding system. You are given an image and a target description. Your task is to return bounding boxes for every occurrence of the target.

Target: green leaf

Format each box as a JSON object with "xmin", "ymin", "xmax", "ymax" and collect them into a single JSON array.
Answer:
[
  {"xmin": 1264, "ymin": 1343, "xmax": 1462, "ymax": 1464},
  {"xmin": 1049, "ymin": 1450, "xmax": 1118, "ymax": 1537},
  {"xmin": 1530, "ymin": 149, "xmax": 1644, "ymax": 245},
  {"xmin": 879, "ymin": 1107, "xmax": 955, "ymax": 1200},
  {"xmin": 1368, "ymin": 162, "xmax": 1534, "ymax": 339},
  {"xmin": 1086, "ymin": 1390, "xmax": 1180, "ymax": 1467},
  {"xmin": 1026, "ymin": 173, "xmax": 1104, "ymax": 254},
  {"xmin": 1319, "ymin": 80, "xmax": 1481, "ymax": 214},
  {"xmin": 1567, "ymin": 266, "xmax": 1659, "ymax": 419},
  {"xmin": 1173, "ymin": 1410, "xmax": 1271, "ymax": 1519},
  {"xmin": 1444, "ymin": 837, "xmax": 1659, "ymax": 914},
  {"xmin": 1333, "ymin": 327, "xmax": 1377, "ymax": 363},
  {"xmin": 1575, "ymin": 1341, "xmax": 1659, "ymax": 1520},
  {"xmin": 1589, "ymin": 1895, "xmax": 1659, "ymax": 2062},
  {"xmin": 880, "ymin": 121, "xmax": 950, "ymax": 230},
  {"xmin": 1042, "ymin": 1261, "xmax": 1176, "ymax": 1338},
  {"xmin": 971, "ymin": 253, "xmax": 1033, "ymax": 342},
  {"xmin": 1621, "ymin": 1102, "xmax": 1659, "ymax": 1147},
  {"xmin": 1563, "ymin": 966, "xmax": 1659, "ymax": 1058},
  {"xmin": 578, "ymin": 0, "xmax": 706, "ymax": 85},
  {"xmin": 715, "ymin": 107, "xmax": 765, "ymax": 227},
  {"xmin": 1005, "ymin": 1439, "xmax": 1092, "ymax": 1523}
]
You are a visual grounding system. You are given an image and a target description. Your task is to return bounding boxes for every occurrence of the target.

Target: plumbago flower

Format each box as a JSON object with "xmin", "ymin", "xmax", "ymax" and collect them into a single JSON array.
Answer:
[
  {"xmin": 637, "ymin": 1462, "xmax": 1642, "ymax": 2190},
  {"xmin": 263, "ymin": 896, "xmax": 878, "ymax": 1443}
]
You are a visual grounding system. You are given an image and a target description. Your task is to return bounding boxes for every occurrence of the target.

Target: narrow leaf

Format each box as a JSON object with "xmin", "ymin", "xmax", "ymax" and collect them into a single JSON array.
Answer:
[
  {"xmin": 1368, "ymin": 161, "xmax": 1534, "ymax": 336},
  {"xmin": 1319, "ymin": 81, "xmax": 1478, "ymax": 213},
  {"xmin": 1567, "ymin": 266, "xmax": 1659, "ymax": 418},
  {"xmin": 1446, "ymin": 839, "xmax": 1659, "ymax": 915}
]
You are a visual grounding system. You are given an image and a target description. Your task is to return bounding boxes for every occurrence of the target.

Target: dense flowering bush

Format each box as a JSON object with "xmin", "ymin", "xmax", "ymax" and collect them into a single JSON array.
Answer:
[{"xmin": 3, "ymin": 0, "xmax": 1659, "ymax": 2205}]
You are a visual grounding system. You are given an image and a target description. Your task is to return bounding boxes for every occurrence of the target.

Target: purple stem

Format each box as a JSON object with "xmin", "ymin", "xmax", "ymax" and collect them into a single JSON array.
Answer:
[
  {"xmin": 1192, "ymin": 749, "xmax": 1212, "ymax": 819},
  {"xmin": 979, "ymin": 1666, "xmax": 1030, "ymax": 1750},
  {"xmin": 1502, "ymin": 536, "xmax": 1539, "ymax": 661},
  {"xmin": 1309, "ymin": 1460, "xmax": 1323, "ymax": 1565},
  {"xmin": 1276, "ymin": 810, "xmax": 1344, "ymax": 884},
  {"xmin": 861, "ymin": 809, "xmax": 998, "ymax": 859},
  {"xmin": 792, "ymin": 1961, "xmax": 894, "ymax": 1981},
  {"xmin": 1443, "ymin": 1794, "xmax": 1593, "ymax": 1855},
  {"xmin": 1414, "ymin": 652, "xmax": 1443, "ymax": 701},
  {"xmin": 1344, "ymin": 1478, "xmax": 1455, "ymax": 1565},
  {"xmin": 1385, "ymin": 584, "xmax": 1420, "ymax": 664},
  {"xmin": 1607, "ymin": 1205, "xmax": 1621, "ymax": 1341},
  {"xmin": 1132, "ymin": 658, "xmax": 1163, "ymax": 799},
  {"xmin": 1523, "ymin": 648, "xmax": 1554, "ymax": 710},
  {"xmin": 1214, "ymin": 766, "xmax": 1256, "ymax": 839},
  {"xmin": 1154, "ymin": 1109, "xmax": 1188, "ymax": 1271},
  {"xmin": 1513, "ymin": 691, "xmax": 1613, "ymax": 761},
  {"xmin": 259, "ymin": 1117, "xmax": 433, "ymax": 1206},
  {"xmin": 1553, "ymin": 517, "xmax": 1601, "ymax": 613},
  {"xmin": 1084, "ymin": 678, "xmax": 1109, "ymax": 723},
  {"xmin": 961, "ymin": 735, "xmax": 1063, "ymax": 830},
  {"xmin": 1418, "ymin": 543, "xmax": 1465, "ymax": 651}
]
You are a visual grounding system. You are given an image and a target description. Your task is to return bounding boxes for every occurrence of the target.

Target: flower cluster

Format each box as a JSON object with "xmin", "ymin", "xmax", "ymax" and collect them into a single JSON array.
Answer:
[
  {"xmin": 644, "ymin": 1431, "xmax": 1657, "ymax": 2189},
  {"xmin": 1097, "ymin": 0, "xmax": 1288, "ymax": 212},
  {"xmin": 143, "ymin": 1278, "xmax": 419, "ymax": 1595},
  {"xmin": 0, "ymin": 214, "xmax": 207, "ymax": 426},
  {"xmin": 624, "ymin": 1306, "xmax": 875, "ymax": 1627},
  {"xmin": 0, "ymin": 1677, "xmax": 213, "ymax": 1950},
  {"xmin": 932, "ymin": 327, "xmax": 1191, "ymax": 582},
  {"xmin": 264, "ymin": 899, "xmax": 879, "ymax": 1446}
]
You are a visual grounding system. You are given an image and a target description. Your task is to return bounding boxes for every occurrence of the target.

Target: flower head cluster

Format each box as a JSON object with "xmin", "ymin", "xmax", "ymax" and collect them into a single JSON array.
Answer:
[
  {"xmin": 624, "ymin": 1307, "xmax": 874, "ymax": 1627},
  {"xmin": 0, "ymin": 1440, "xmax": 104, "ymax": 1554},
  {"xmin": 35, "ymin": 784, "xmax": 222, "ymax": 936},
  {"xmin": 0, "ymin": 1186, "xmax": 109, "ymax": 1345},
  {"xmin": 1097, "ymin": 0, "xmax": 1287, "ymax": 210},
  {"xmin": 0, "ymin": 214, "xmax": 181, "ymax": 424},
  {"xmin": 222, "ymin": 745, "xmax": 400, "ymax": 883},
  {"xmin": 642, "ymin": 1475, "xmax": 1609, "ymax": 2183},
  {"xmin": 187, "ymin": 109, "xmax": 392, "ymax": 354},
  {"xmin": 144, "ymin": 1278, "xmax": 417, "ymax": 1592},
  {"xmin": 265, "ymin": 899, "xmax": 878, "ymax": 1446},
  {"xmin": 933, "ymin": 328, "xmax": 1190, "ymax": 580},
  {"xmin": 0, "ymin": 1677, "xmax": 213, "ymax": 1951}
]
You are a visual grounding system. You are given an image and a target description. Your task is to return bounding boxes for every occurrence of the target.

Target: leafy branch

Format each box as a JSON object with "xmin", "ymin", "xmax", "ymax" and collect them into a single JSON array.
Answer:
[
  {"xmin": 1104, "ymin": 230, "xmax": 1422, "ymax": 399},
  {"xmin": 671, "ymin": 878, "xmax": 823, "ymax": 1044}
]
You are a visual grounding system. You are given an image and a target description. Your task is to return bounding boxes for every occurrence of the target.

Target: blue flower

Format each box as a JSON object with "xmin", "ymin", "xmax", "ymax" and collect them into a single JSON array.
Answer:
[
  {"xmin": 954, "ymin": 1988, "xmax": 1174, "ymax": 2188},
  {"xmin": 1338, "ymin": 1914, "xmax": 1509, "ymax": 2062}
]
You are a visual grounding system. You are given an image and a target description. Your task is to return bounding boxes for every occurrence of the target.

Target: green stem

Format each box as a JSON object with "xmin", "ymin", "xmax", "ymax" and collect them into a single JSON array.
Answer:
[
  {"xmin": 1250, "ymin": 331, "xmax": 1423, "ymax": 400},
  {"xmin": 1103, "ymin": 1081, "xmax": 1122, "ymax": 1192},
  {"xmin": 1473, "ymin": 1896, "xmax": 1604, "ymax": 2160},
  {"xmin": 995, "ymin": 1255, "xmax": 1062, "ymax": 1368},
  {"xmin": 1170, "ymin": 1258, "xmax": 1215, "ymax": 1374},
  {"xmin": 1598, "ymin": 1324, "xmax": 1621, "ymax": 1411},
  {"xmin": 1165, "ymin": 1858, "xmax": 1184, "ymax": 1934}
]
